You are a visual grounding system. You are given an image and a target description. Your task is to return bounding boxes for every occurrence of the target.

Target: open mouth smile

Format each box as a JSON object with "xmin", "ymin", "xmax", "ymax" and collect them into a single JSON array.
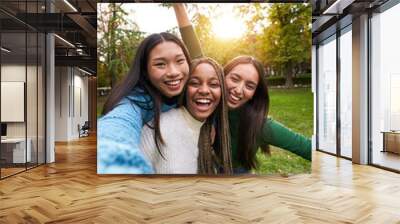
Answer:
[
  {"xmin": 193, "ymin": 98, "xmax": 214, "ymax": 112},
  {"xmin": 164, "ymin": 79, "xmax": 183, "ymax": 90}
]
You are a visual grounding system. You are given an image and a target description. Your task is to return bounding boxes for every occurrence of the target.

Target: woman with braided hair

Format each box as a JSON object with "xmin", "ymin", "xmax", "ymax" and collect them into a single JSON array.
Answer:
[{"xmin": 140, "ymin": 57, "xmax": 232, "ymax": 174}]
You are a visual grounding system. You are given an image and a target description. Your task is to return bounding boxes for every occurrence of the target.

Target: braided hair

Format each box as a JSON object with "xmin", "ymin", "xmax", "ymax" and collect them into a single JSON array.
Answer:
[{"xmin": 180, "ymin": 57, "xmax": 232, "ymax": 175}]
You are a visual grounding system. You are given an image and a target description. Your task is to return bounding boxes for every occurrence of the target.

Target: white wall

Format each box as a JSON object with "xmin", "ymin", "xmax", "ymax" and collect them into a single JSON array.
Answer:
[
  {"xmin": 1, "ymin": 65, "xmax": 26, "ymax": 81},
  {"xmin": 1, "ymin": 64, "xmax": 40, "ymax": 137},
  {"xmin": 72, "ymin": 72, "xmax": 89, "ymax": 138},
  {"xmin": 55, "ymin": 66, "xmax": 69, "ymax": 141},
  {"xmin": 1, "ymin": 65, "xmax": 28, "ymax": 138},
  {"xmin": 1, "ymin": 63, "xmax": 45, "ymax": 164},
  {"xmin": 54, "ymin": 67, "xmax": 89, "ymax": 141}
]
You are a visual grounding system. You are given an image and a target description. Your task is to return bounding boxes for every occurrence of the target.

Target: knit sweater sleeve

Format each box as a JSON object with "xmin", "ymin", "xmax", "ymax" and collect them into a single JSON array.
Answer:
[
  {"xmin": 179, "ymin": 25, "xmax": 204, "ymax": 59},
  {"xmin": 259, "ymin": 118, "xmax": 312, "ymax": 161},
  {"xmin": 97, "ymin": 98, "xmax": 154, "ymax": 174}
]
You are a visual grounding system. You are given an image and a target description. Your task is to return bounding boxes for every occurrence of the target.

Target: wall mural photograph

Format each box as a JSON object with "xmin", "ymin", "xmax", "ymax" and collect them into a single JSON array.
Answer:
[{"xmin": 96, "ymin": 3, "xmax": 313, "ymax": 175}]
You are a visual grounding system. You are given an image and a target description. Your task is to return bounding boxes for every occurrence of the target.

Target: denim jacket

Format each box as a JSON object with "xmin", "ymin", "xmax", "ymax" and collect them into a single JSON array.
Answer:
[{"xmin": 97, "ymin": 88, "xmax": 176, "ymax": 174}]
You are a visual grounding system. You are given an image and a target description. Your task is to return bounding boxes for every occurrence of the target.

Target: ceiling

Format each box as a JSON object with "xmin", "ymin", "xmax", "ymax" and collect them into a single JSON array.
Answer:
[
  {"xmin": 0, "ymin": 0, "xmax": 97, "ymax": 74},
  {"xmin": 311, "ymin": 0, "xmax": 389, "ymax": 43}
]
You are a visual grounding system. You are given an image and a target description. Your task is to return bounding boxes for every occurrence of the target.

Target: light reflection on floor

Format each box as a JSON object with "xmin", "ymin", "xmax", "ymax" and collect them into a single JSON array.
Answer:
[{"xmin": 372, "ymin": 150, "xmax": 400, "ymax": 171}]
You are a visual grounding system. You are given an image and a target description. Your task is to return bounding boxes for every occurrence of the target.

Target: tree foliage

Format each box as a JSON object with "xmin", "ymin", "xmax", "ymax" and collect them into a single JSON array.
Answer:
[
  {"xmin": 239, "ymin": 3, "xmax": 311, "ymax": 87},
  {"xmin": 97, "ymin": 3, "xmax": 311, "ymax": 88},
  {"xmin": 189, "ymin": 3, "xmax": 311, "ymax": 87},
  {"xmin": 97, "ymin": 3, "xmax": 144, "ymax": 87},
  {"xmin": 266, "ymin": 4, "xmax": 311, "ymax": 87}
]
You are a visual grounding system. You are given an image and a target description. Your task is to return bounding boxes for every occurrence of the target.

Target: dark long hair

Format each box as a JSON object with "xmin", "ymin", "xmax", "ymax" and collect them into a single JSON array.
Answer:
[
  {"xmin": 180, "ymin": 57, "xmax": 232, "ymax": 175},
  {"xmin": 102, "ymin": 32, "xmax": 191, "ymax": 153},
  {"xmin": 224, "ymin": 56, "xmax": 269, "ymax": 170}
]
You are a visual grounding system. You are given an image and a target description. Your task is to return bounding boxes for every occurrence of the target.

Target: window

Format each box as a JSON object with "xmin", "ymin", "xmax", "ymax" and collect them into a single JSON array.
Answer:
[
  {"xmin": 370, "ymin": 2, "xmax": 400, "ymax": 171},
  {"xmin": 339, "ymin": 26, "xmax": 352, "ymax": 158},
  {"xmin": 317, "ymin": 35, "xmax": 337, "ymax": 154},
  {"xmin": 0, "ymin": 1, "xmax": 46, "ymax": 179}
]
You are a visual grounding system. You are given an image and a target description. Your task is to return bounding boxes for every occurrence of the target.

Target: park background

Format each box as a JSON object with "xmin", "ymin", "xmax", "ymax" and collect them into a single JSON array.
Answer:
[{"xmin": 97, "ymin": 3, "xmax": 312, "ymax": 175}]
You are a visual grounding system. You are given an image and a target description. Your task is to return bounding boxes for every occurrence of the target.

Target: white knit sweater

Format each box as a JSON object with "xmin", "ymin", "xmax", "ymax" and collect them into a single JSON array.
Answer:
[{"xmin": 139, "ymin": 107, "xmax": 204, "ymax": 174}]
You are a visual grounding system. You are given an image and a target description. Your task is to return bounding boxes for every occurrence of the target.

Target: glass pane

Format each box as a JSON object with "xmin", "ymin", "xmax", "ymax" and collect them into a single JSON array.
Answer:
[
  {"xmin": 1, "ymin": 0, "xmax": 46, "ymax": 178},
  {"xmin": 340, "ymin": 28, "xmax": 352, "ymax": 158},
  {"xmin": 1, "ymin": 30, "xmax": 27, "ymax": 177},
  {"xmin": 26, "ymin": 0, "xmax": 40, "ymax": 168},
  {"xmin": 38, "ymin": 32, "xmax": 45, "ymax": 165},
  {"xmin": 318, "ymin": 35, "xmax": 337, "ymax": 154},
  {"xmin": 27, "ymin": 31, "xmax": 38, "ymax": 169},
  {"xmin": 371, "ymin": 3, "xmax": 400, "ymax": 171}
]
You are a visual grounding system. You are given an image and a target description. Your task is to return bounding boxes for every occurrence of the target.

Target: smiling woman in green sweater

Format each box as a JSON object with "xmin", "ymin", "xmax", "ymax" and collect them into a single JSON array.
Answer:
[{"xmin": 173, "ymin": 4, "xmax": 311, "ymax": 173}]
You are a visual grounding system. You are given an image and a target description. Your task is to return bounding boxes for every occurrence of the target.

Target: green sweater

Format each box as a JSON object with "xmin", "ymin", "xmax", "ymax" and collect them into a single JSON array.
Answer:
[
  {"xmin": 229, "ymin": 110, "xmax": 311, "ymax": 168},
  {"xmin": 179, "ymin": 25, "xmax": 312, "ymax": 168}
]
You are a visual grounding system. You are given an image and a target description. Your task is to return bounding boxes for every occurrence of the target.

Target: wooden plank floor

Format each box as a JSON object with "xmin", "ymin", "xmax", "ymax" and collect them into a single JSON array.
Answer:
[
  {"xmin": 1, "ymin": 135, "xmax": 399, "ymax": 223},
  {"xmin": 1, "ymin": 167, "xmax": 26, "ymax": 178}
]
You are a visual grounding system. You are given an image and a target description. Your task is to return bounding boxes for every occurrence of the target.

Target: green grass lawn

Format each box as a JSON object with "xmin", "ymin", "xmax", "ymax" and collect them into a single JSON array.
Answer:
[
  {"xmin": 254, "ymin": 88, "xmax": 313, "ymax": 175},
  {"xmin": 97, "ymin": 88, "xmax": 313, "ymax": 175}
]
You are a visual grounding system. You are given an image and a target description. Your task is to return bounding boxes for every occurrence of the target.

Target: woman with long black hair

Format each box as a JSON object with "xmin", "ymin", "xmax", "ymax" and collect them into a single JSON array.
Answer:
[{"xmin": 98, "ymin": 32, "xmax": 193, "ymax": 174}]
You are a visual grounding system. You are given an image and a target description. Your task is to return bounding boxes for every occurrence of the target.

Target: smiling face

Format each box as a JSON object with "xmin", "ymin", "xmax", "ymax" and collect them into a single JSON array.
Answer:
[
  {"xmin": 225, "ymin": 63, "xmax": 259, "ymax": 109},
  {"xmin": 147, "ymin": 41, "xmax": 190, "ymax": 98},
  {"xmin": 186, "ymin": 63, "xmax": 222, "ymax": 122}
]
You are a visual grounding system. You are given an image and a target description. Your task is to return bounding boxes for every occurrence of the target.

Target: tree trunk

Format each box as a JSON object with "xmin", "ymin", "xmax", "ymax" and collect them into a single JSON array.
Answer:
[
  {"xmin": 285, "ymin": 63, "xmax": 294, "ymax": 88},
  {"xmin": 110, "ymin": 4, "xmax": 117, "ymax": 88}
]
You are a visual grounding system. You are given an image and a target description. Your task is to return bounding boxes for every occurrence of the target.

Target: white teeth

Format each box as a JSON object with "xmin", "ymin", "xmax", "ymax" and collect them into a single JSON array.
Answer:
[
  {"xmin": 165, "ymin": 80, "xmax": 181, "ymax": 86},
  {"xmin": 196, "ymin": 99, "xmax": 211, "ymax": 104},
  {"xmin": 230, "ymin": 94, "xmax": 241, "ymax": 101}
]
